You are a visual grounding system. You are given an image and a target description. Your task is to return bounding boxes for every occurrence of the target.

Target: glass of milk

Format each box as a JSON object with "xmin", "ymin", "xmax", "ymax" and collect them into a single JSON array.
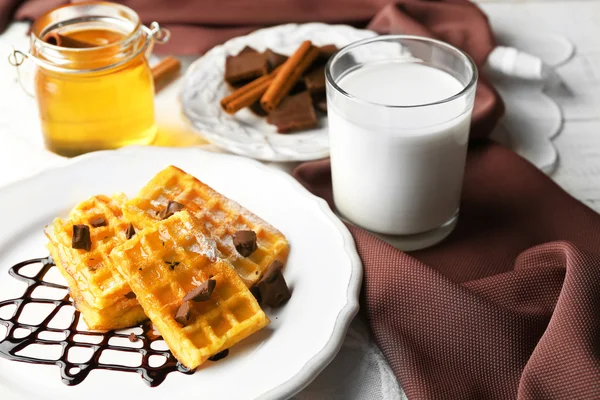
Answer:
[{"xmin": 325, "ymin": 35, "xmax": 478, "ymax": 250}]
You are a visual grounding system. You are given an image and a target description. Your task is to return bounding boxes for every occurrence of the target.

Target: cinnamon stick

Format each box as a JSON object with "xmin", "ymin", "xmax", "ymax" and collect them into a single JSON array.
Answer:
[
  {"xmin": 152, "ymin": 56, "xmax": 181, "ymax": 92},
  {"xmin": 220, "ymin": 65, "xmax": 283, "ymax": 114},
  {"xmin": 260, "ymin": 41, "xmax": 320, "ymax": 112},
  {"xmin": 43, "ymin": 32, "xmax": 96, "ymax": 48}
]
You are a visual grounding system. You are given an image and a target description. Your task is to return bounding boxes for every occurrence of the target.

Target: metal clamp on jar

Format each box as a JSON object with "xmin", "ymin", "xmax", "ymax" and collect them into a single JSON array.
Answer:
[{"xmin": 8, "ymin": 2, "xmax": 170, "ymax": 156}]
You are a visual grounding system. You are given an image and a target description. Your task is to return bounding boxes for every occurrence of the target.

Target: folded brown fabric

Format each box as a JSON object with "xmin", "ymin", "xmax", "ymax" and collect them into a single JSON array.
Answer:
[
  {"xmin": 1, "ymin": 0, "xmax": 493, "ymax": 58},
  {"xmin": 3, "ymin": 0, "xmax": 599, "ymax": 398},
  {"xmin": 295, "ymin": 140, "xmax": 600, "ymax": 399},
  {"xmin": 0, "ymin": 0, "xmax": 22, "ymax": 32},
  {"xmin": 4, "ymin": 0, "xmax": 386, "ymax": 53}
]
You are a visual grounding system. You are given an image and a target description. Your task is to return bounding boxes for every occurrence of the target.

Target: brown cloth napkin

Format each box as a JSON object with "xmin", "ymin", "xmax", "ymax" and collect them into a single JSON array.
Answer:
[
  {"xmin": 4, "ymin": 0, "xmax": 389, "ymax": 53},
  {"xmin": 3, "ymin": 0, "xmax": 599, "ymax": 398}
]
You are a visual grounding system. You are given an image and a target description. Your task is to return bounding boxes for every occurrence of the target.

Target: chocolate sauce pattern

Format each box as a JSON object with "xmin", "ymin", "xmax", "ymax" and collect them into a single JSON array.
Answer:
[{"xmin": 0, "ymin": 257, "xmax": 195, "ymax": 386}]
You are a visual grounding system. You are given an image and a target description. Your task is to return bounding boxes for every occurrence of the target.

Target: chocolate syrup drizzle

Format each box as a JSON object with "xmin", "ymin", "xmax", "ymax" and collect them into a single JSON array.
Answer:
[{"xmin": 0, "ymin": 257, "xmax": 195, "ymax": 386}]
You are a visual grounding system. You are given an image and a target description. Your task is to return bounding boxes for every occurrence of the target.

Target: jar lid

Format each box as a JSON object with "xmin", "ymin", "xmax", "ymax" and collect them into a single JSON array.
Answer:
[{"xmin": 29, "ymin": 2, "xmax": 145, "ymax": 73}]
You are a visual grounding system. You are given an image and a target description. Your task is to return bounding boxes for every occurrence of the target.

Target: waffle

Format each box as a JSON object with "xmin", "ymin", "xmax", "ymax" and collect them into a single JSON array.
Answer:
[
  {"xmin": 123, "ymin": 166, "xmax": 290, "ymax": 287},
  {"xmin": 109, "ymin": 210, "xmax": 269, "ymax": 369},
  {"xmin": 45, "ymin": 194, "xmax": 146, "ymax": 330}
]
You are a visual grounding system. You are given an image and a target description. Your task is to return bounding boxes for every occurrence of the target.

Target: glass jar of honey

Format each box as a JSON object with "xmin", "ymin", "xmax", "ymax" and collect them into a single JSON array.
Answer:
[{"xmin": 17, "ymin": 2, "xmax": 169, "ymax": 157}]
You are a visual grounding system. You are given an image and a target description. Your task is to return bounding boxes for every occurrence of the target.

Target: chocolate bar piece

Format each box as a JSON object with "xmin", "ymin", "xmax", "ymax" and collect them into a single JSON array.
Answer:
[
  {"xmin": 254, "ymin": 260, "xmax": 291, "ymax": 308},
  {"xmin": 125, "ymin": 223, "xmax": 136, "ymax": 239},
  {"xmin": 303, "ymin": 46, "xmax": 337, "ymax": 96},
  {"xmin": 89, "ymin": 217, "xmax": 107, "ymax": 228},
  {"xmin": 183, "ymin": 279, "xmax": 216, "ymax": 302},
  {"xmin": 317, "ymin": 45, "xmax": 338, "ymax": 61},
  {"xmin": 225, "ymin": 47, "xmax": 269, "ymax": 84},
  {"xmin": 233, "ymin": 230, "xmax": 258, "ymax": 257},
  {"xmin": 239, "ymin": 46, "xmax": 258, "ymax": 55},
  {"xmin": 267, "ymin": 91, "xmax": 318, "ymax": 134},
  {"xmin": 265, "ymin": 49, "xmax": 288, "ymax": 70},
  {"xmin": 304, "ymin": 64, "xmax": 326, "ymax": 95},
  {"xmin": 158, "ymin": 200, "xmax": 184, "ymax": 220},
  {"xmin": 72, "ymin": 224, "xmax": 91, "ymax": 251},
  {"xmin": 174, "ymin": 301, "xmax": 191, "ymax": 326},
  {"xmin": 289, "ymin": 80, "xmax": 308, "ymax": 96},
  {"xmin": 248, "ymin": 102, "xmax": 268, "ymax": 116}
]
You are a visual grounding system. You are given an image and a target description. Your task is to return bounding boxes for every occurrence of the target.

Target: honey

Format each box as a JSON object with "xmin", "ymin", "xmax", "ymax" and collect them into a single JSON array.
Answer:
[
  {"xmin": 62, "ymin": 29, "xmax": 125, "ymax": 47},
  {"xmin": 28, "ymin": 3, "xmax": 165, "ymax": 157}
]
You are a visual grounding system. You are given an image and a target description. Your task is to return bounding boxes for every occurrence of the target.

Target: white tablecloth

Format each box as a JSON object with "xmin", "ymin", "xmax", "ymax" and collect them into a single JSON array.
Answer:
[{"xmin": 1, "ymin": 1, "xmax": 599, "ymax": 398}]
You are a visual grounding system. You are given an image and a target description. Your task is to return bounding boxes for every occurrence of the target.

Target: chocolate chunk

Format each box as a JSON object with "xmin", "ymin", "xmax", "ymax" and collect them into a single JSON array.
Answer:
[
  {"xmin": 159, "ymin": 201, "xmax": 184, "ymax": 220},
  {"xmin": 228, "ymin": 79, "xmax": 249, "ymax": 90},
  {"xmin": 125, "ymin": 223, "xmax": 136, "ymax": 239},
  {"xmin": 233, "ymin": 230, "xmax": 257, "ymax": 257},
  {"xmin": 301, "ymin": 45, "xmax": 335, "ymax": 98},
  {"xmin": 249, "ymin": 102, "xmax": 269, "ymax": 117},
  {"xmin": 183, "ymin": 278, "xmax": 216, "ymax": 302},
  {"xmin": 317, "ymin": 44, "xmax": 338, "ymax": 61},
  {"xmin": 72, "ymin": 224, "xmax": 91, "ymax": 251},
  {"xmin": 256, "ymin": 260, "xmax": 291, "ymax": 308},
  {"xmin": 208, "ymin": 349, "xmax": 229, "ymax": 362},
  {"xmin": 288, "ymin": 80, "xmax": 308, "ymax": 96},
  {"xmin": 128, "ymin": 333, "xmax": 137, "ymax": 342},
  {"xmin": 250, "ymin": 286, "xmax": 261, "ymax": 303},
  {"xmin": 304, "ymin": 64, "xmax": 326, "ymax": 95},
  {"xmin": 125, "ymin": 291, "xmax": 137, "ymax": 299},
  {"xmin": 225, "ymin": 50, "xmax": 269, "ymax": 84},
  {"xmin": 267, "ymin": 91, "xmax": 318, "ymax": 134},
  {"xmin": 263, "ymin": 260, "xmax": 284, "ymax": 283},
  {"xmin": 302, "ymin": 45, "xmax": 336, "ymax": 96},
  {"xmin": 175, "ymin": 301, "xmax": 191, "ymax": 326},
  {"xmin": 264, "ymin": 49, "xmax": 288, "ymax": 70},
  {"xmin": 239, "ymin": 46, "xmax": 258, "ymax": 55},
  {"xmin": 89, "ymin": 217, "xmax": 107, "ymax": 228}
]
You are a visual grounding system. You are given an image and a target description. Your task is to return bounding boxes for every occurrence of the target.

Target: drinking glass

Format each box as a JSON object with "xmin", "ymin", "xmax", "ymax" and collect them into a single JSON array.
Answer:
[{"xmin": 325, "ymin": 35, "xmax": 478, "ymax": 250}]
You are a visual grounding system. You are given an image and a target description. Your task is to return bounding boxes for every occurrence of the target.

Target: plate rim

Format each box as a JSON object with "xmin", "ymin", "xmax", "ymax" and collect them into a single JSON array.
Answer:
[
  {"xmin": 0, "ymin": 146, "xmax": 363, "ymax": 400},
  {"xmin": 179, "ymin": 22, "xmax": 377, "ymax": 162}
]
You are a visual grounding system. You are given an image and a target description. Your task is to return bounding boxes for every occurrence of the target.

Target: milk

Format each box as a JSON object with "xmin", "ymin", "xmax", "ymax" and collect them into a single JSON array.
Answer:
[{"xmin": 328, "ymin": 61, "xmax": 472, "ymax": 235}]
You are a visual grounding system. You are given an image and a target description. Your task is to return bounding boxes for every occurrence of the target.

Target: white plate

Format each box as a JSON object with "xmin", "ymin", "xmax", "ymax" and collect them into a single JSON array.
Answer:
[
  {"xmin": 0, "ymin": 147, "xmax": 362, "ymax": 400},
  {"xmin": 180, "ymin": 23, "xmax": 376, "ymax": 162}
]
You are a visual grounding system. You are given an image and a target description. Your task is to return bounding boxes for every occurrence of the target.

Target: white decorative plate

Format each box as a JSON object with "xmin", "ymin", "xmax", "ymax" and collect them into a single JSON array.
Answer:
[
  {"xmin": 0, "ymin": 147, "xmax": 362, "ymax": 400},
  {"xmin": 180, "ymin": 23, "xmax": 375, "ymax": 162}
]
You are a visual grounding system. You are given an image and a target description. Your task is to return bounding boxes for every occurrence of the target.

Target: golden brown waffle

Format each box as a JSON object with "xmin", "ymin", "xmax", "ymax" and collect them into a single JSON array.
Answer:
[
  {"xmin": 109, "ymin": 210, "xmax": 269, "ymax": 369},
  {"xmin": 123, "ymin": 166, "xmax": 290, "ymax": 287},
  {"xmin": 45, "ymin": 194, "xmax": 146, "ymax": 330}
]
